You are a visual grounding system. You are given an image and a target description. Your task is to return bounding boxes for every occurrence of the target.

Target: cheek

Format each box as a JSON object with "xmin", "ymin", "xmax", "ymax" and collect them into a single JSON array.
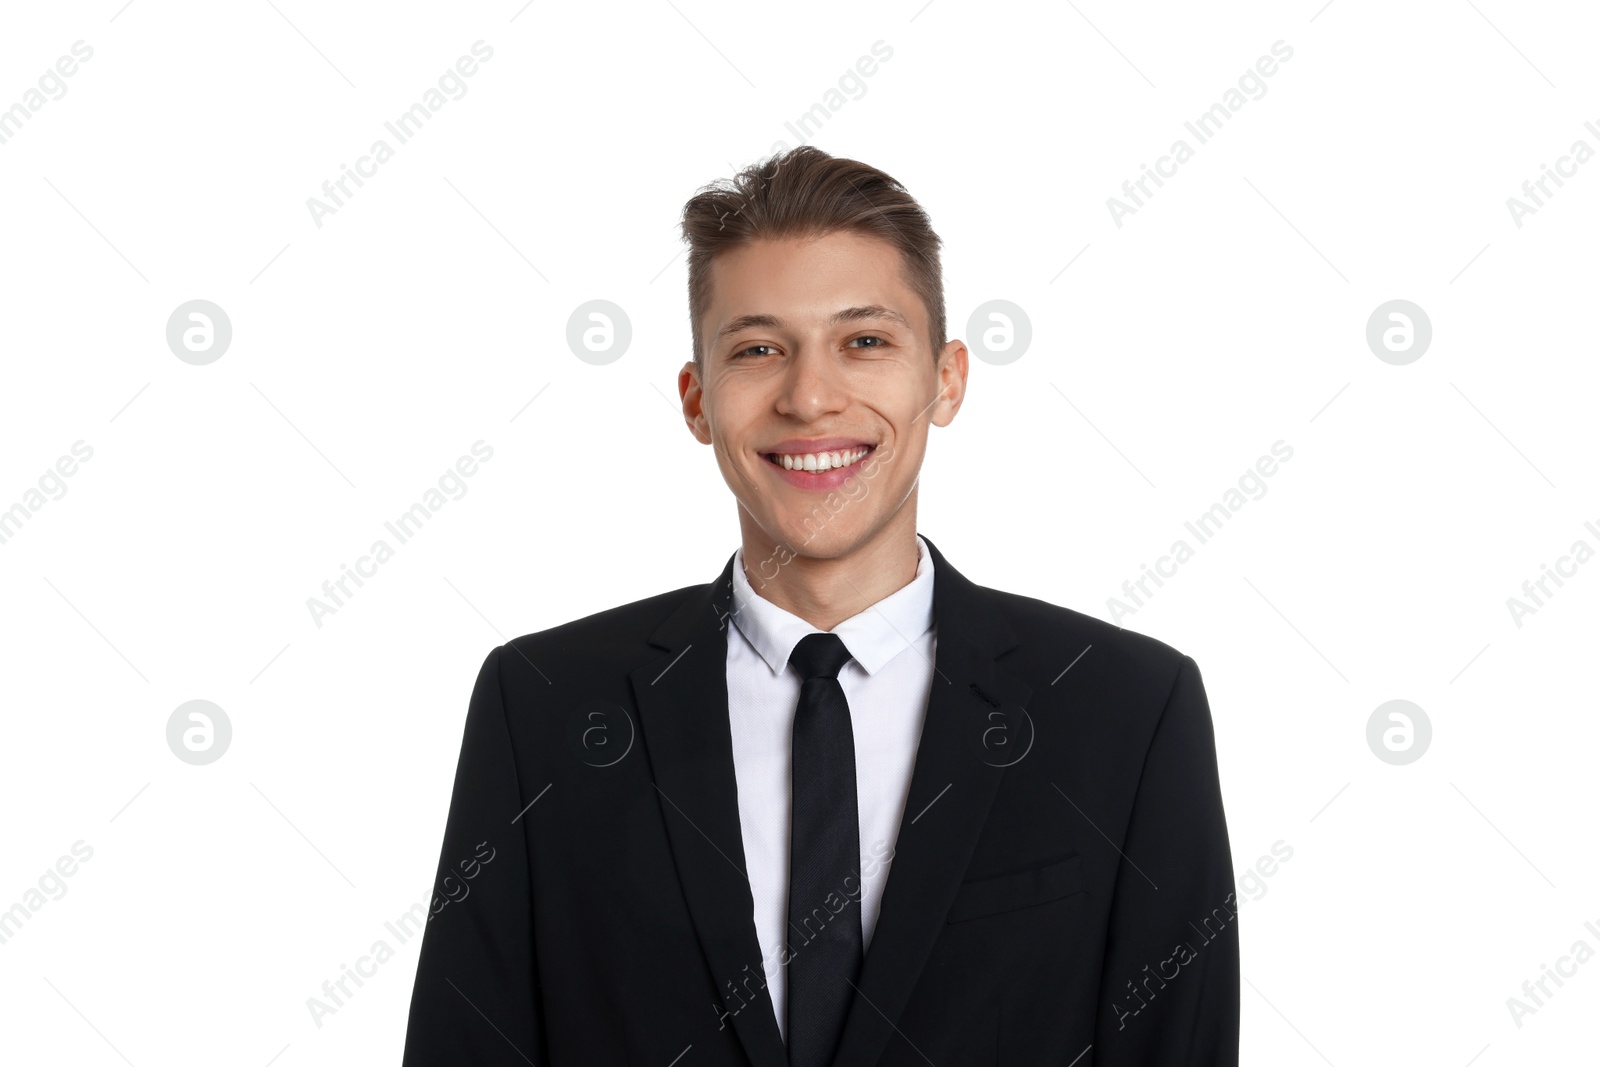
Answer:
[{"xmin": 704, "ymin": 385, "xmax": 762, "ymax": 441}]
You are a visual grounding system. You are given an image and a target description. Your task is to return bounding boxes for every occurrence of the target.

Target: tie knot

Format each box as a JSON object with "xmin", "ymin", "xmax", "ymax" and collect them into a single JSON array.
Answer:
[{"xmin": 788, "ymin": 632, "xmax": 852, "ymax": 681}]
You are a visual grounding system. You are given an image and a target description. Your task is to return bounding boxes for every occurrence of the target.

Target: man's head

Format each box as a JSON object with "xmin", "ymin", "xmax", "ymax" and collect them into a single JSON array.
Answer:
[{"xmin": 677, "ymin": 147, "xmax": 967, "ymax": 566}]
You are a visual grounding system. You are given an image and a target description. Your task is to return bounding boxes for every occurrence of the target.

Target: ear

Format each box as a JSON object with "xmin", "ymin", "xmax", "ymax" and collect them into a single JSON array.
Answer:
[
  {"xmin": 679, "ymin": 360, "xmax": 713, "ymax": 444},
  {"xmin": 930, "ymin": 339, "xmax": 968, "ymax": 428}
]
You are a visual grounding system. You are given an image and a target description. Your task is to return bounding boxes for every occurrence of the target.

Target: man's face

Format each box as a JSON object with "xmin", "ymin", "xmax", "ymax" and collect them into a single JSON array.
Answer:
[{"xmin": 679, "ymin": 229, "xmax": 966, "ymax": 563}]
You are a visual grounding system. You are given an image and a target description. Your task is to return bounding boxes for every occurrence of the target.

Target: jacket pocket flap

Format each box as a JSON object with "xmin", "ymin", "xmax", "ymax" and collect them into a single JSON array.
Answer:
[{"xmin": 947, "ymin": 854, "xmax": 1084, "ymax": 923}]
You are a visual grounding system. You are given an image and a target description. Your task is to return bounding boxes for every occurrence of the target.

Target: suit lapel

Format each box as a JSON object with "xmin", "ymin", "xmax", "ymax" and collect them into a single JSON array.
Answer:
[
  {"xmin": 831, "ymin": 534, "xmax": 1030, "ymax": 1066},
  {"xmin": 630, "ymin": 536, "xmax": 1029, "ymax": 1067},
  {"xmin": 630, "ymin": 551, "xmax": 789, "ymax": 1067}
]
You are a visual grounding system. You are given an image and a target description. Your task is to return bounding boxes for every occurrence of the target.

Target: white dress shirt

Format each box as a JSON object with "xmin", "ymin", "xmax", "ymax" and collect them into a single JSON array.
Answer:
[{"xmin": 725, "ymin": 533, "xmax": 937, "ymax": 1043}]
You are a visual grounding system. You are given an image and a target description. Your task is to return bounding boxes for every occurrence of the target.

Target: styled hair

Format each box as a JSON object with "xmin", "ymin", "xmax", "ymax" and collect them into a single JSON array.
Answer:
[{"xmin": 679, "ymin": 145, "xmax": 946, "ymax": 368}]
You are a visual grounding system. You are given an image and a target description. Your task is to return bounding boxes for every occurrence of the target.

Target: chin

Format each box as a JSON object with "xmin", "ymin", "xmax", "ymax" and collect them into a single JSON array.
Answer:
[{"xmin": 783, "ymin": 528, "xmax": 863, "ymax": 557}]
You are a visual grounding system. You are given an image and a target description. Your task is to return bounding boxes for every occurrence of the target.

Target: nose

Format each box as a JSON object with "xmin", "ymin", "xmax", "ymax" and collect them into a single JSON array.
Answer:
[{"xmin": 775, "ymin": 343, "xmax": 848, "ymax": 421}]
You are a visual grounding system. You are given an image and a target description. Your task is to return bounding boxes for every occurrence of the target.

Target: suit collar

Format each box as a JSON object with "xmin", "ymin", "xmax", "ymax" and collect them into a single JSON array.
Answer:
[
  {"xmin": 646, "ymin": 532, "xmax": 1018, "ymax": 661},
  {"xmin": 629, "ymin": 534, "xmax": 1030, "ymax": 1067},
  {"xmin": 727, "ymin": 532, "xmax": 937, "ymax": 677}
]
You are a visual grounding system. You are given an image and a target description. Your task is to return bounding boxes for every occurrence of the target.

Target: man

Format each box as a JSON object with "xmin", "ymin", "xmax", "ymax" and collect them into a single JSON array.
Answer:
[{"xmin": 402, "ymin": 146, "xmax": 1239, "ymax": 1066}]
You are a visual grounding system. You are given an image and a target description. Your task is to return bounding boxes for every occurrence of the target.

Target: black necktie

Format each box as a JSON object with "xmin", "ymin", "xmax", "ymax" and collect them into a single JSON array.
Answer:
[{"xmin": 785, "ymin": 632, "xmax": 863, "ymax": 1067}]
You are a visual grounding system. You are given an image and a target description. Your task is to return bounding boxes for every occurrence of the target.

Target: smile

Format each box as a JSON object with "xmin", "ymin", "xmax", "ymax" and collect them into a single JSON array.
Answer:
[{"xmin": 762, "ymin": 445, "xmax": 873, "ymax": 472}]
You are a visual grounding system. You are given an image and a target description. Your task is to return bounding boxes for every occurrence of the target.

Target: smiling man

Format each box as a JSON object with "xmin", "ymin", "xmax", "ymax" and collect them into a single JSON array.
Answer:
[{"xmin": 402, "ymin": 146, "xmax": 1239, "ymax": 1067}]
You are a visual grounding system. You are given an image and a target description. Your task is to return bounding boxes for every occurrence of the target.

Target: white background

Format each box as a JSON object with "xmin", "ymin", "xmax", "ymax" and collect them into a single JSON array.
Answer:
[{"xmin": 2, "ymin": 1, "xmax": 1596, "ymax": 1063}]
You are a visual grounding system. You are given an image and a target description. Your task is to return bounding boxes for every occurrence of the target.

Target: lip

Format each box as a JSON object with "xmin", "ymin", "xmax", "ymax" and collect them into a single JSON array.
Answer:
[
  {"xmin": 760, "ymin": 442, "xmax": 877, "ymax": 492},
  {"xmin": 762, "ymin": 436, "xmax": 875, "ymax": 455}
]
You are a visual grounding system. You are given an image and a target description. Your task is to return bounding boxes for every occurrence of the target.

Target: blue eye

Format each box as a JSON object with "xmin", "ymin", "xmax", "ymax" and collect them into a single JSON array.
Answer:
[
  {"xmin": 851, "ymin": 335, "xmax": 887, "ymax": 348},
  {"xmin": 735, "ymin": 344, "xmax": 776, "ymax": 358}
]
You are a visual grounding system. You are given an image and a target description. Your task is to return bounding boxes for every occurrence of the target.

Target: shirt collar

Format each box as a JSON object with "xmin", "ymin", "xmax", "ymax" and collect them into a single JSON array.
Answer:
[{"xmin": 729, "ymin": 534, "xmax": 936, "ymax": 678}]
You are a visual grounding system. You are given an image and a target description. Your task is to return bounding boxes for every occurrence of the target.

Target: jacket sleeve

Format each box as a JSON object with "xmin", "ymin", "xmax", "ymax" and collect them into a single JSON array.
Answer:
[
  {"xmin": 1093, "ymin": 654, "xmax": 1239, "ymax": 1066},
  {"xmin": 402, "ymin": 644, "xmax": 546, "ymax": 1065}
]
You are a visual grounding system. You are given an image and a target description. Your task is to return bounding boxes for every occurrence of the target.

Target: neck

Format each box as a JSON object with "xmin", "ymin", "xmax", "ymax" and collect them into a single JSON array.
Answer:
[{"xmin": 737, "ymin": 509, "xmax": 920, "ymax": 632}]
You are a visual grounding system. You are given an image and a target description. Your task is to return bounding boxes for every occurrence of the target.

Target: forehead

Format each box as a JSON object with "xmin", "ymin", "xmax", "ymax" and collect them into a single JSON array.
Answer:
[{"xmin": 703, "ymin": 230, "xmax": 920, "ymax": 323}]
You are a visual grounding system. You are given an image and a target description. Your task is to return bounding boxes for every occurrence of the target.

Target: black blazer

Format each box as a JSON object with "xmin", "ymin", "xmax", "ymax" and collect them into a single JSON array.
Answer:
[{"xmin": 401, "ymin": 535, "xmax": 1239, "ymax": 1066}]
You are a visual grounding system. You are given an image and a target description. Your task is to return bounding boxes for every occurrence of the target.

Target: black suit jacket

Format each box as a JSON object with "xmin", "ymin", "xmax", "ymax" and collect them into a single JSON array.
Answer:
[{"xmin": 401, "ymin": 535, "xmax": 1239, "ymax": 1066}]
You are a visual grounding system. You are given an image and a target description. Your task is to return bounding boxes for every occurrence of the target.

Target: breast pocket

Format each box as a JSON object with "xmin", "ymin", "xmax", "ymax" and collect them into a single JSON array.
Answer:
[{"xmin": 946, "ymin": 854, "xmax": 1084, "ymax": 923}]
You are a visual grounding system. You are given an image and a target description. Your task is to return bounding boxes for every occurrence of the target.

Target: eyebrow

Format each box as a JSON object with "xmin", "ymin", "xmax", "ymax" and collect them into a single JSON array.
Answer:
[{"xmin": 714, "ymin": 304, "xmax": 912, "ymax": 343}]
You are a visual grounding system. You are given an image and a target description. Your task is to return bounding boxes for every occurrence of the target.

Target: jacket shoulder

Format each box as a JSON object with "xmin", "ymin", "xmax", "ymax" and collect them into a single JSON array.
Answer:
[
  {"xmin": 495, "ymin": 580, "xmax": 703, "ymax": 673},
  {"xmin": 982, "ymin": 585, "xmax": 1194, "ymax": 703},
  {"xmin": 978, "ymin": 585, "xmax": 1209, "ymax": 774},
  {"xmin": 991, "ymin": 586, "xmax": 1187, "ymax": 660}
]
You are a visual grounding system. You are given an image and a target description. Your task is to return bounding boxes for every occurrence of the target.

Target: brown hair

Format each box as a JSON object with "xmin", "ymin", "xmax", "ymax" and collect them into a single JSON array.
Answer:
[{"xmin": 679, "ymin": 145, "xmax": 946, "ymax": 369}]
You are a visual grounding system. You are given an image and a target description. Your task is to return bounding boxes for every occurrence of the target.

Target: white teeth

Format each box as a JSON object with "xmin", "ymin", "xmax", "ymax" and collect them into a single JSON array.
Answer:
[{"xmin": 774, "ymin": 447, "xmax": 869, "ymax": 472}]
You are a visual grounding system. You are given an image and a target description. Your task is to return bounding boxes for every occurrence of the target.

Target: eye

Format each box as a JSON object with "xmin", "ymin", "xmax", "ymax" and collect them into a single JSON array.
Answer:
[
  {"xmin": 849, "ymin": 335, "xmax": 888, "ymax": 349},
  {"xmin": 734, "ymin": 344, "xmax": 777, "ymax": 359}
]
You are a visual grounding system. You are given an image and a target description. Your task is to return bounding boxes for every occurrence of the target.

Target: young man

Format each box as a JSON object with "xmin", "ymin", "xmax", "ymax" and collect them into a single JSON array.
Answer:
[{"xmin": 402, "ymin": 146, "xmax": 1239, "ymax": 1066}]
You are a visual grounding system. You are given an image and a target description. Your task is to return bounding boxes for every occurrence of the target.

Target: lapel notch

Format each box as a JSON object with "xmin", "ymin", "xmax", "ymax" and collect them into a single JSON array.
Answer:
[{"xmin": 630, "ymin": 552, "xmax": 789, "ymax": 1067}]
